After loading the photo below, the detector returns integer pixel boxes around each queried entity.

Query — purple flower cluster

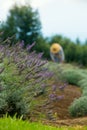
[0,41,53,97]
[26,42,35,51]
[49,93,64,101]
[49,82,67,101]
[0,36,67,117]
[59,83,67,90]
[0,40,67,106]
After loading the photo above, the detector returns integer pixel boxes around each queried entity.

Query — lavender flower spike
[19,40,24,48]
[37,52,44,58]
[26,42,35,51]
[52,85,57,91]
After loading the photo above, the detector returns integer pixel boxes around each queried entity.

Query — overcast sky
[0,0,87,42]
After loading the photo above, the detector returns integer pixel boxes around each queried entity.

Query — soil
[29,84,87,126]
[43,85,81,120]
[43,117,87,126]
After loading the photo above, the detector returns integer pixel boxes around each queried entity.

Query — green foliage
[0,5,41,45]
[0,42,53,118]
[49,34,87,66]
[35,36,50,59]
[1,7,87,64]
[0,4,50,59]
[49,63,83,85]
[78,79,87,89]
[69,96,87,117]
[0,116,87,130]
[47,63,87,117]
[76,38,81,45]
[61,69,83,85]
[61,65,87,117]
[82,88,87,96]
[81,45,87,65]
[77,74,87,96]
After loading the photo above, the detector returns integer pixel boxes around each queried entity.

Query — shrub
[82,88,87,96]
[48,62,87,118]
[0,42,53,117]
[61,69,83,85]
[69,96,87,117]
[78,78,87,96]
[78,79,87,88]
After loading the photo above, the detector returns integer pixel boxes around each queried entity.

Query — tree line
[0,4,87,66]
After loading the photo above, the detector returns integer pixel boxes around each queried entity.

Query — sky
[0,0,87,42]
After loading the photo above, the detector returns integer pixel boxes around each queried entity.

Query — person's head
[50,43,61,54]
[50,43,64,63]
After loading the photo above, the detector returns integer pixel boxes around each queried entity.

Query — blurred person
[50,43,65,63]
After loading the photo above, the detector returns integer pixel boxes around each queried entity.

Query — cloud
[0,0,30,21]
[31,0,51,8]
[65,0,87,3]
[0,0,13,20]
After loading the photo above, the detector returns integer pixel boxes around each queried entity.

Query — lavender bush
[0,33,67,119]
[0,40,54,118]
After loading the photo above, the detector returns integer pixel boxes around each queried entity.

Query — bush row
[48,63,87,117]
[69,75,87,117]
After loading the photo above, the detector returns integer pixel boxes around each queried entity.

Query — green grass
[0,116,87,130]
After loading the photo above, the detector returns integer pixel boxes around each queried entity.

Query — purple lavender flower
[0,45,4,52]
[49,94,64,101]
[59,83,67,90]
[37,52,44,58]
[52,85,57,91]
[19,40,24,48]
[49,93,57,101]
[56,95,64,100]
[41,84,46,91]
[0,41,66,117]
[59,86,65,90]
[26,42,35,51]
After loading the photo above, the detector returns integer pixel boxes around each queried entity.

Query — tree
[35,36,50,59]
[84,39,87,45]
[76,38,81,45]
[0,5,41,46]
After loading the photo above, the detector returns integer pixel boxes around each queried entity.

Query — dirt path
[40,84,81,120]
[30,84,82,125]
[43,117,87,126]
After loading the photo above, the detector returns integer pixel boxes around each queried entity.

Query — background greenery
[0,2,87,125]
[0,4,87,65]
